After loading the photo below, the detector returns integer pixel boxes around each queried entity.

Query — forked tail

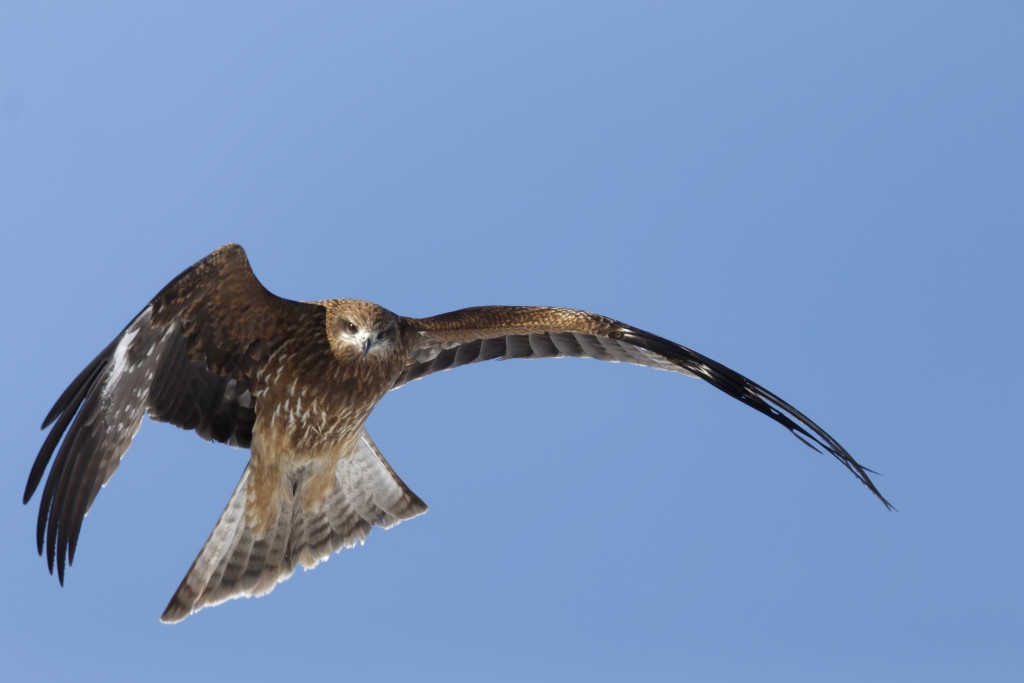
[161,429,427,623]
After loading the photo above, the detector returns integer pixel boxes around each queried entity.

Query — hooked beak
[361,334,373,359]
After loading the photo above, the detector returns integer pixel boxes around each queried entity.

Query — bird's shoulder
[142,244,329,373]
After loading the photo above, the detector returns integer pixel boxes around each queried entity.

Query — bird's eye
[376,329,390,342]
[345,321,358,333]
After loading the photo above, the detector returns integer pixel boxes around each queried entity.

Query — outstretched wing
[396,306,892,509]
[24,244,323,583]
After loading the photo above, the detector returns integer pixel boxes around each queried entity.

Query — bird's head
[325,299,402,362]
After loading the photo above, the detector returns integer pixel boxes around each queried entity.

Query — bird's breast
[251,338,399,456]
[258,380,372,454]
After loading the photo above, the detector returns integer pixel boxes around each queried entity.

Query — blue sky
[1,3,1021,681]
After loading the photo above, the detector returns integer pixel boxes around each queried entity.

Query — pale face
[327,299,402,361]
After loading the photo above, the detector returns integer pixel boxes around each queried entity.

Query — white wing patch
[104,324,140,390]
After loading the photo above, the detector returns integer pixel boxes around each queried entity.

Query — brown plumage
[24,244,892,623]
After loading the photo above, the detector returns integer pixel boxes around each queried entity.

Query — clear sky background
[1,3,1021,682]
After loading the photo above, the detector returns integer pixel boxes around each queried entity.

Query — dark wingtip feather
[25,424,64,506]
[618,328,895,511]
[41,355,109,429]
[27,361,106,505]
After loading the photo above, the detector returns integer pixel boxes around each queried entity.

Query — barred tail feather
[161,430,427,623]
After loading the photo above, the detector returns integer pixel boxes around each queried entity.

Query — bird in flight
[25,244,891,622]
